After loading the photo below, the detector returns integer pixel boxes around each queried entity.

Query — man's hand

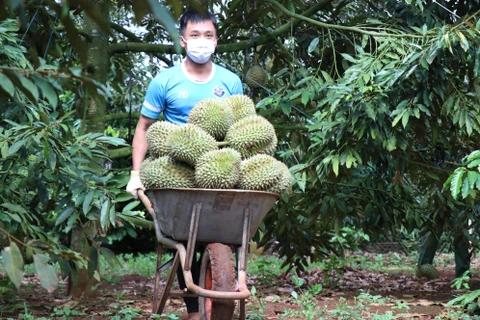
[126,171,145,199]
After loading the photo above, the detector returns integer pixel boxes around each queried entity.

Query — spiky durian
[195,148,241,189]
[166,124,218,167]
[139,156,195,189]
[75,98,96,119]
[225,115,276,159]
[263,133,278,156]
[187,98,234,141]
[224,94,256,122]
[415,264,439,280]
[238,154,282,191]
[267,160,293,195]
[146,121,179,157]
[245,65,268,89]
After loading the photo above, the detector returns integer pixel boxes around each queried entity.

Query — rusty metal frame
[138,190,254,316]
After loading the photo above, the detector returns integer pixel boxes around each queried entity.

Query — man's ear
[180,36,186,48]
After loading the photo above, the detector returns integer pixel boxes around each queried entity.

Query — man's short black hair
[179,8,217,36]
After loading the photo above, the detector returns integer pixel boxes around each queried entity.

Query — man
[126,8,243,320]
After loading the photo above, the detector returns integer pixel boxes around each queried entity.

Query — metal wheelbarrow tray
[138,188,279,320]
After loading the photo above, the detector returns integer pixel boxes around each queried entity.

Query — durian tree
[0,0,177,297]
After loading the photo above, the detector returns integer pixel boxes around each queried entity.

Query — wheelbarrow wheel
[199,243,236,320]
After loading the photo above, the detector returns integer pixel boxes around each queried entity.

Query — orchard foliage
[1,0,480,287]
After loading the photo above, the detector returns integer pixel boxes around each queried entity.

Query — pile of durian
[140,94,292,195]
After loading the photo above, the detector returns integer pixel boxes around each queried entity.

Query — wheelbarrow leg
[153,249,180,315]
[238,205,252,320]
[152,244,163,313]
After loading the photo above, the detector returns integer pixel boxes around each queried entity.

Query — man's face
[180,20,218,48]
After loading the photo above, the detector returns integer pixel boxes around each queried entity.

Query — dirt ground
[1,253,479,319]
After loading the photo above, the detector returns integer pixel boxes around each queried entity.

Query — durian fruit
[224,94,256,122]
[195,148,241,189]
[263,133,278,156]
[225,115,276,159]
[146,121,179,157]
[267,161,293,195]
[75,98,96,119]
[166,124,218,167]
[415,264,439,280]
[245,65,268,89]
[139,156,195,189]
[187,98,233,141]
[238,154,282,192]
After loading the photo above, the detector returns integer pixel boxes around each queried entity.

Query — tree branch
[105,112,141,121]
[107,146,132,159]
[265,0,427,38]
[108,0,336,55]
[109,22,172,65]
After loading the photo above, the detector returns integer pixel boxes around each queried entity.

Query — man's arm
[132,115,155,170]
[126,115,156,198]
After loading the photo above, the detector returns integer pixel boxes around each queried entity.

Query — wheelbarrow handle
[137,189,155,217]
[137,189,179,249]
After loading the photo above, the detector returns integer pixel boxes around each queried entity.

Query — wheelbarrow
[138,188,279,320]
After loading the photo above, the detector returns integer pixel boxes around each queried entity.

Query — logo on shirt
[178,91,189,98]
[212,85,225,97]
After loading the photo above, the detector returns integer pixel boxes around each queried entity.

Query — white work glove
[126,171,145,199]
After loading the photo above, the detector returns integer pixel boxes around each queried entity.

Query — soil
[1,252,479,319]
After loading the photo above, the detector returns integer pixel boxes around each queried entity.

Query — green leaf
[461,178,470,199]
[8,140,24,155]
[83,190,95,215]
[332,154,340,176]
[55,207,75,226]
[100,199,110,231]
[341,53,358,63]
[456,31,469,52]
[99,247,121,268]
[450,168,466,199]
[32,76,58,109]
[386,135,397,151]
[308,37,319,54]
[121,200,140,213]
[1,203,27,214]
[147,0,180,52]
[425,170,440,180]
[54,4,87,65]
[467,171,480,187]
[17,73,39,102]
[392,109,406,127]
[0,73,14,96]
[109,205,116,227]
[401,109,410,128]
[301,91,310,105]
[466,150,480,162]
[33,253,58,293]
[115,192,134,203]
[2,242,24,289]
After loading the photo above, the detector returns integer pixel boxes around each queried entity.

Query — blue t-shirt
[141,62,243,124]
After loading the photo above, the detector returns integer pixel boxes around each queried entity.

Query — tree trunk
[69,0,110,298]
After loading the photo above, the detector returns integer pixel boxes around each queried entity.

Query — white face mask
[182,37,215,64]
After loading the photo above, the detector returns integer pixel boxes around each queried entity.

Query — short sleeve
[232,76,243,95]
[141,77,165,119]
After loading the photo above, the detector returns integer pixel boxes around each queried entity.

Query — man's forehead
[185,21,216,32]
